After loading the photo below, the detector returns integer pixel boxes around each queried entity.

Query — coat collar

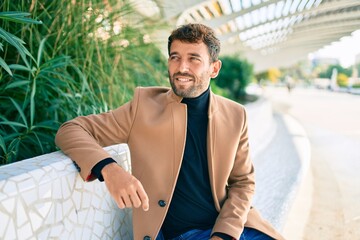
[166,88,219,117]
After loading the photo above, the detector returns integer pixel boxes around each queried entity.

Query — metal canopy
[145,0,360,72]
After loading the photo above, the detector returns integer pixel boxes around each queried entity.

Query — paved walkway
[264,86,360,240]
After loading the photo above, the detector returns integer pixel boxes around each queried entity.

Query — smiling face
[168,40,221,98]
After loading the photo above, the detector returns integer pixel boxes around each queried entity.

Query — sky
[309,29,360,68]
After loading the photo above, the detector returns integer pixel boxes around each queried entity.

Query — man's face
[168,40,221,98]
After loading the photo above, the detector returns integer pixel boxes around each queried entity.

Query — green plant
[318,64,352,79]
[255,68,281,83]
[0,10,47,163]
[214,55,254,101]
[0,11,42,76]
[0,36,105,163]
[0,0,168,164]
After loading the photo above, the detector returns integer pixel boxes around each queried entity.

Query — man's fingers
[122,194,133,208]
[102,164,149,211]
[116,191,147,210]
[116,197,126,209]
[137,185,149,211]
[126,186,142,208]
[130,193,142,208]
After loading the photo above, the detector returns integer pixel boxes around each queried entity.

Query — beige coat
[55,87,285,240]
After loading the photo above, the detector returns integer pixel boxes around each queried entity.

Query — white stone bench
[0,98,310,239]
[0,144,133,239]
[247,97,310,233]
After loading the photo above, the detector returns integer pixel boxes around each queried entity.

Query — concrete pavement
[264,86,360,239]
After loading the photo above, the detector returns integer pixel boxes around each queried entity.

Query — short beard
[169,80,198,98]
[168,72,199,98]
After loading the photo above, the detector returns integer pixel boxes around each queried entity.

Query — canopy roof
[134,0,360,72]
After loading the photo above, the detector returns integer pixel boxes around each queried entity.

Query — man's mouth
[176,77,192,82]
[174,73,194,82]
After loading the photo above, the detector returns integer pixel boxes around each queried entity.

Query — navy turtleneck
[161,88,219,239]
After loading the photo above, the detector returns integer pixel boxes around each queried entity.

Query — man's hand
[102,162,149,211]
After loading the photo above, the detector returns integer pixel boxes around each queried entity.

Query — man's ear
[210,60,222,78]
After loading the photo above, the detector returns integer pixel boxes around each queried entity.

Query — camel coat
[55,87,285,240]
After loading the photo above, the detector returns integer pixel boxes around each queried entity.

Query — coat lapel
[166,90,187,183]
[207,92,221,210]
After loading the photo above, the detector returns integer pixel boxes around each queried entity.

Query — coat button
[143,236,151,240]
[158,200,166,207]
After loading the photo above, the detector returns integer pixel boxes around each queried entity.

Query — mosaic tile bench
[0,144,133,240]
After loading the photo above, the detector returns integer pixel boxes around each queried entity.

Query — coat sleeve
[212,107,255,239]
[55,89,141,181]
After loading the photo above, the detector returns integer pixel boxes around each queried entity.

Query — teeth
[177,78,191,82]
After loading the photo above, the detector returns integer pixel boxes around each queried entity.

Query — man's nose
[179,60,189,73]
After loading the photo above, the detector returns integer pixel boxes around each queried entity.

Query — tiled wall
[0,144,133,240]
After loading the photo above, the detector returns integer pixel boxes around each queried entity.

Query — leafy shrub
[0,0,168,164]
[214,55,254,101]
[318,64,352,79]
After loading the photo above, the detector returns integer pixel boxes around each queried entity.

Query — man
[56,23,284,240]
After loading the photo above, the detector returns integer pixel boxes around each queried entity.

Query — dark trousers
[156,227,273,240]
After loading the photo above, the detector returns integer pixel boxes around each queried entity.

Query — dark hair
[168,23,221,62]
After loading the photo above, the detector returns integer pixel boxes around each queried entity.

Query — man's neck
[181,88,210,113]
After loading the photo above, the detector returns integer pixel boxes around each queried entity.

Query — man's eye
[170,56,179,60]
[191,57,200,61]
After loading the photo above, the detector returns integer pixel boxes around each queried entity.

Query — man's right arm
[55,99,137,181]
[55,89,149,210]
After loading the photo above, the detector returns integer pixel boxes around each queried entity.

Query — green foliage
[255,68,281,83]
[0,0,168,164]
[214,55,253,101]
[318,64,352,79]
[210,80,230,98]
[0,11,42,76]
